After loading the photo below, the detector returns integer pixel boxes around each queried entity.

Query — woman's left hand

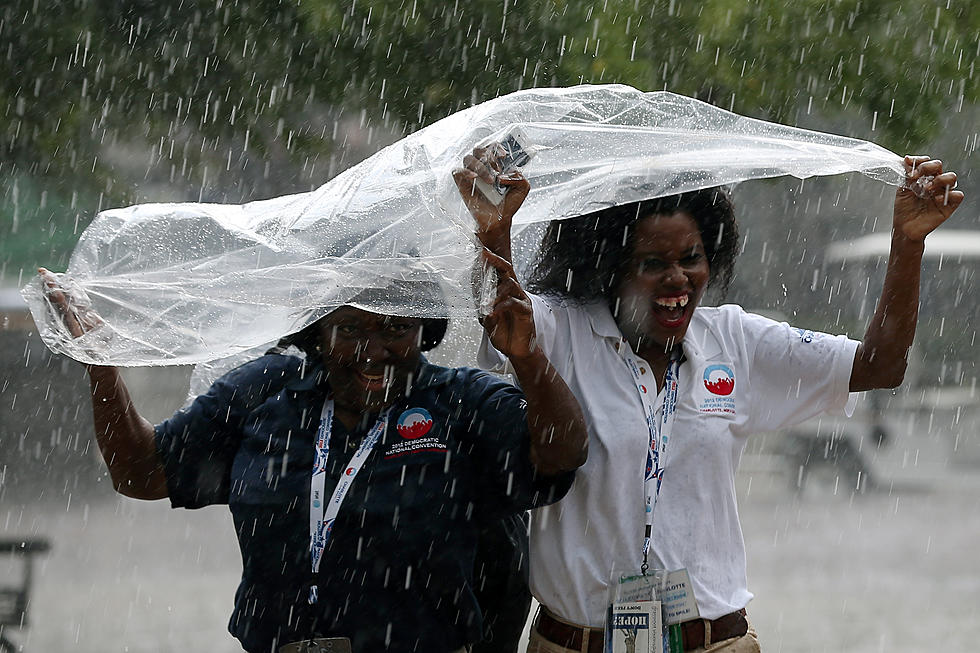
[480,248,538,361]
[894,156,964,241]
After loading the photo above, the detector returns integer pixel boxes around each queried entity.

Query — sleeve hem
[834,338,861,417]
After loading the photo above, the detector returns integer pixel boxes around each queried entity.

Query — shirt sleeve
[735,308,860,433]
[458,368,575,517]
[154,354,302,508]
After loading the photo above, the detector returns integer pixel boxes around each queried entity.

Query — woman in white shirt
[454,153,962,653]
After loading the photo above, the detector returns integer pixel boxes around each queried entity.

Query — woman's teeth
[654,295,689,308]
[357,366,394,387]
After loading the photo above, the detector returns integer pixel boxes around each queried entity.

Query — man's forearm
[88,366,169,499]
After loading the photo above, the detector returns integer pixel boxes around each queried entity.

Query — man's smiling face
[317,307,423,419]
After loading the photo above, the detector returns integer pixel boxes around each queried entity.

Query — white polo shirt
[479,295,859,626]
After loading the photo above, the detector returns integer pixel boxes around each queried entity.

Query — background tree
[1,0,976,294]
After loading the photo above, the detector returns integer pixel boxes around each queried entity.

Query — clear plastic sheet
[22,84,907,367]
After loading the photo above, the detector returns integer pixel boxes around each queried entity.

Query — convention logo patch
[703,364,735,396]
[397,408,433,440]
[697,363,737,415]
[793,327,815,344]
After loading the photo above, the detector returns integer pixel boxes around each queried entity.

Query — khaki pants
[526,616,761,653]
[685,622,760,653]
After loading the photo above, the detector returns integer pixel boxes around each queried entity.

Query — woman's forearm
[87,366,169,499]
[851,231,923,391]
[475,224,513,263]
[509,349,588,477]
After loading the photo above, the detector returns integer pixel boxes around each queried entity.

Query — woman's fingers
[485,293,536,359]
[917,169,962,212]
[452,167,478,197]
[499,172,530,215]
[462,153,497,184]
[906,156,943,178]
[453,168,496,220]
[462,144,528,193]
[904,154,932,173]
[479,249,525,305]
[936,187,965,211]
[895,155,965,240]
[40,273,84,338]
[491,291,531,316]
[38,268,101,338]
[472,143,506,172]
[477,246,537,358]
[924,170,957,190]
[482,252,530,315]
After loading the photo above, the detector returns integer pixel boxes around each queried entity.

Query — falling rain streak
[1,0,979,652]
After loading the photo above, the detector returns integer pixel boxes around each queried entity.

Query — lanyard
[308,398,390,604]
[619,340,681,574]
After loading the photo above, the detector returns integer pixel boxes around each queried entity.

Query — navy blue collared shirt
[155,354,573,653]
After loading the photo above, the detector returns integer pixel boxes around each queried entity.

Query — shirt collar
[582,299,625,341]
[679,309,724,364]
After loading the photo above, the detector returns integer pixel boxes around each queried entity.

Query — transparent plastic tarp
[22,84,907,366]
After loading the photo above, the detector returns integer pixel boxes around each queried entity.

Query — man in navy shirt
[39,247,587,653]
[157,351,572,651]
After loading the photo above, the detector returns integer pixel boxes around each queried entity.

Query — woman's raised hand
[453,145,530,259]
[479,248,538,362]
[37,267,104,339]
[895,156,964,241]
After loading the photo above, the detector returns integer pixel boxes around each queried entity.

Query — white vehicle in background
[743,230,980,497]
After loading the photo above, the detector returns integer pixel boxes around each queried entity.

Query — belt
[680,608,748,650]
[535,607,748,652]
[534,608,604,653]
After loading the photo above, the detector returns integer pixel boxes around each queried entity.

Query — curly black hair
[526,187,739,304]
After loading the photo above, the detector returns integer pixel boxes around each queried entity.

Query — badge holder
[604,568,700,653]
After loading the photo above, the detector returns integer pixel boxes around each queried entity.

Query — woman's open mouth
[652,294,690,329]
[354,368,391,392]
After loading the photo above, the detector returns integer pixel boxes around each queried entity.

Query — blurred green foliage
[0,0,976,276]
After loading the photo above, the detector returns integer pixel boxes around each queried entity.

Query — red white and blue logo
[703,364,735,396]
[396,408,433,440]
